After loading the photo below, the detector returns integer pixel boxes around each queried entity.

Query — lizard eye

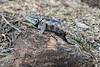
[33,18,38,22]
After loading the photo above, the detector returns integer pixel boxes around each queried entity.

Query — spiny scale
[25,14,66,41]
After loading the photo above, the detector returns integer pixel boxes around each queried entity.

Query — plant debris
[0,0,100,67]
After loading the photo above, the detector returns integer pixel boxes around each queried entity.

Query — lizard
[25,13,67,42]
[25,13,93,50]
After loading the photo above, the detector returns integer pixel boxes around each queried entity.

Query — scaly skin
[25,14,67,41]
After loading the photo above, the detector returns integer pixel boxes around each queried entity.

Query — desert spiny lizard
[25,13,67,41]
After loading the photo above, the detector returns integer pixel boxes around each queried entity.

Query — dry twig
[0,13,21,32]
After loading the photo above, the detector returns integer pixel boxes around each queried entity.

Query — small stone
[75,19,90,29]
[76,22,89,28]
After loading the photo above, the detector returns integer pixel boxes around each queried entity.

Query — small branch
[0,13,21,32]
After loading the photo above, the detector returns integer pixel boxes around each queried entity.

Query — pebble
[75,19,90,29]
[76,22,89,29]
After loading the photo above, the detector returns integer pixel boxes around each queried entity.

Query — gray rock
[75,19,90,29]
[76,22,90,28]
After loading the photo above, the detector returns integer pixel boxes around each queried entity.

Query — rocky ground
[0,0,100,67]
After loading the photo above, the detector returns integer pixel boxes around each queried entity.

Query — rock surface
[12,28,95,67]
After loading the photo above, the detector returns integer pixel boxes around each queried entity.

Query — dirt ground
[0,0,100,67]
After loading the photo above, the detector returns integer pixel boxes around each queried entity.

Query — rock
[13,29,95,67]
[19,46,95,67]
[75,19,90,29]
[76,22,90,29]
